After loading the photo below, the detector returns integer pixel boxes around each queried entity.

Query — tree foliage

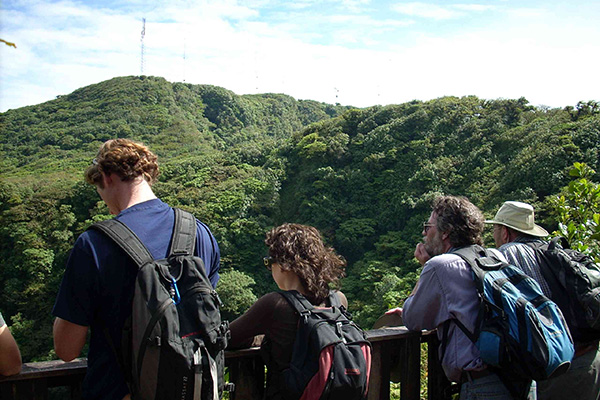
[547,162,600,260]
[0,76,598,358]
[216,270,258,322]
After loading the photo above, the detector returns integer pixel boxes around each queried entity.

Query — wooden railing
[0,327,454,400]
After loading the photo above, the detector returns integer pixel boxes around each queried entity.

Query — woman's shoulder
[267,290,348,310]
[256,292,295,312]
[260,291,286,303]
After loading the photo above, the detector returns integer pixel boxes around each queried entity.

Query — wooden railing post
[367,339,392,400]
[14,380,47,400]
[425,333,454,400]
[398,334,421,400]
[365,327,427,400]
[226,348,264,400]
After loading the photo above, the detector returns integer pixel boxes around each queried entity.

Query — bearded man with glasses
[387,196,529,400]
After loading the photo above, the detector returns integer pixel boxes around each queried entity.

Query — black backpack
[90,208,230,400]
[527,237,600,343]
[278,290,372,400]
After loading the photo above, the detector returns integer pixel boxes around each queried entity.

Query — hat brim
[484,220,549,237]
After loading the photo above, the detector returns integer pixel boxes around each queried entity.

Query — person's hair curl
[432,196,484,247]
[85,139,159,187]
[265,223,346,305]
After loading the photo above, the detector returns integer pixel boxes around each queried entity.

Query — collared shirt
[498,237,552,297]
[403,252,495,382]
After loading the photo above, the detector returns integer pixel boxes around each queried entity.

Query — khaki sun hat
[485,201,549,237]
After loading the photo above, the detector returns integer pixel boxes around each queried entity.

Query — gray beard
[424,235,445,258]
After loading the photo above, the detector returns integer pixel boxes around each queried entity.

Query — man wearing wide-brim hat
[486,201,600,400]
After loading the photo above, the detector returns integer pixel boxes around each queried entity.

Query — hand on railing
[384,308,403,317]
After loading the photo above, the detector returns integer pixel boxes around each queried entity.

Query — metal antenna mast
[183,37,186,82]
[140,18,146,75]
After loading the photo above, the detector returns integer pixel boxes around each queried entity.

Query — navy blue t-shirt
[52,199,220,400]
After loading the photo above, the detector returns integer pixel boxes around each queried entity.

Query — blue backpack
[446,245,574,383]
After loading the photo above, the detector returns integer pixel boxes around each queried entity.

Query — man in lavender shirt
[388,196,523,399]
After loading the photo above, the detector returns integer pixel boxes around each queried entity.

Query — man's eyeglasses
[263,256,274,271]
[423,222,435,234]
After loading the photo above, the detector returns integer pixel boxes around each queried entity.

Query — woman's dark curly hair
[85,139,159,187]
[265,223,346,305]
[432,196,484,247]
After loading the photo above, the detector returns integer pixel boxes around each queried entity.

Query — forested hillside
[1,76,598,361]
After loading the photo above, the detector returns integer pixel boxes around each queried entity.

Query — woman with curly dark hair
[228,223,348,400]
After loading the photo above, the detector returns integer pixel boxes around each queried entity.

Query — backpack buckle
[336,322,347,343]
[300,310,311,322]
[147,336,161,347]
[224,383,235,393]
[218,321,231,349]
[341,307,353,320]
[170,277,181,305]
[212,290,223,307]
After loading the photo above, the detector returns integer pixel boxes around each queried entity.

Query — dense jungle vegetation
[1,75,599,363]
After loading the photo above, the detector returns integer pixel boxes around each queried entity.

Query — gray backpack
[90,208,230,400]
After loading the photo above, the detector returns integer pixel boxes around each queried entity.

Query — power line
[140,18,146,75]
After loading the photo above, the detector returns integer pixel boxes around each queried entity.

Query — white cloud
[452,4,496,12]
[328,14,411,27]
[338,0,372,13]
[391,2,497,20]
[392,2,463,20]
[1,0,599,112]
[506,7,546,18]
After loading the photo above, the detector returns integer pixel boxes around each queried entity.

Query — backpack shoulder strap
[452,245,504,268]
[279,290,314,316]
[443,246,498,350]
[168,208,197,257]
[89,218,153,269]
[452,244,484,259]
[328,290,342,308]
[524,237,567,252]
[88,218,151,387]
[452,245,506,291]
[549,237,569,251]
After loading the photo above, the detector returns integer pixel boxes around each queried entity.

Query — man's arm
[195,220,221,288]
[402,261,448,331]
[53,317,88,362]
[0,324,22,376]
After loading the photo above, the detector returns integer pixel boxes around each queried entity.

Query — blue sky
[1,0,599,112]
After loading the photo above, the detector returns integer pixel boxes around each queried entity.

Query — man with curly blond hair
[52,139,221,400]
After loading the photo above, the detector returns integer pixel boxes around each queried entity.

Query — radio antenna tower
[182,37,186,82]
[140,18,146,75]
